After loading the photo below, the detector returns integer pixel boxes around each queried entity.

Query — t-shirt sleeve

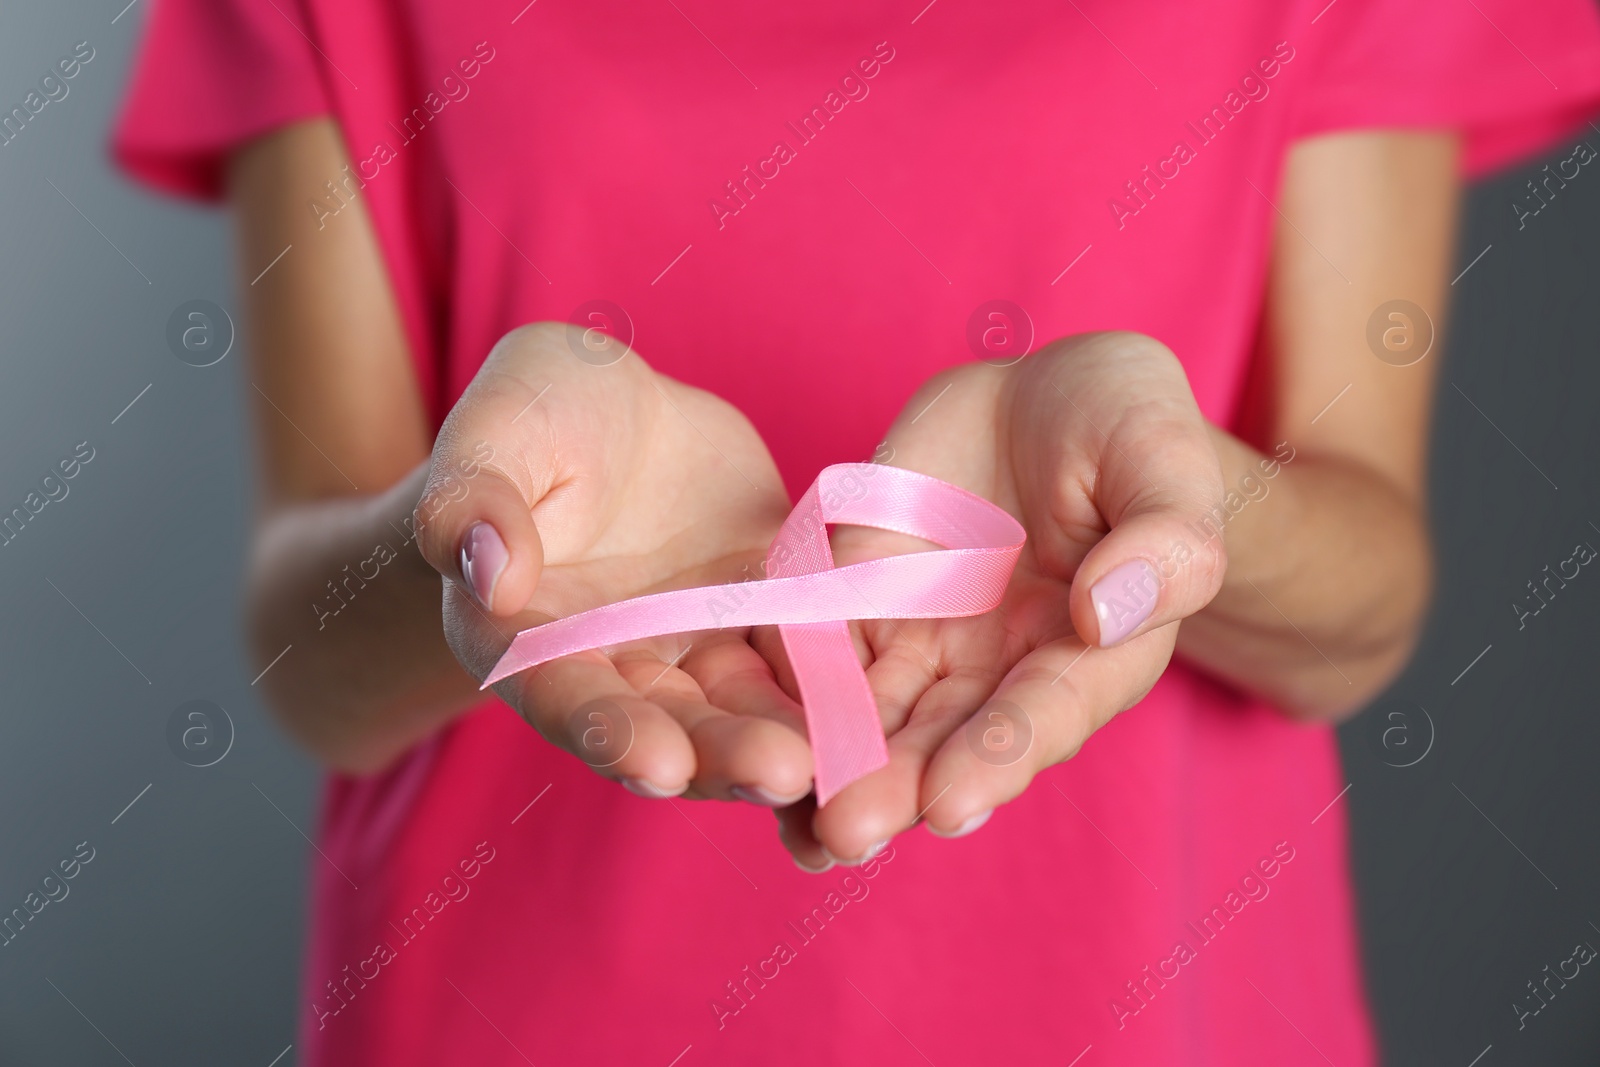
[111,0,332,200]
[1293,0,1600,175]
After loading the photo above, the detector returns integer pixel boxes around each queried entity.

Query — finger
[748,619,936,786]
[615,650,813,803]
[860,635,943,736]
[775,796,833,873]
[680,637,815,803]
[413,376,556,617]
[682,635,809,737]
[1056,350,1227,646]
[811,672,997,863]
[1069,492,1227,649]
[1014,334,1228,648]
[918,628,1175,834]
[754,620,940,740]
[497,648,696,796]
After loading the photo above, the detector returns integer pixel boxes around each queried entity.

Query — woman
[116,0,1600,1063]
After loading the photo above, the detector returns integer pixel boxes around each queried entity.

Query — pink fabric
[486,463,1027,801]
[113,1,1600,1064]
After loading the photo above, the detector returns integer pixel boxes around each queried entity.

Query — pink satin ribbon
[484,463,1026,804]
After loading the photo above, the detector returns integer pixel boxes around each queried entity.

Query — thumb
[1069,498,1228,648]
[414,324,594,617]
[413,440,546,618]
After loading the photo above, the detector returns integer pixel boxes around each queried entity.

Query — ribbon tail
[781,620,889,805]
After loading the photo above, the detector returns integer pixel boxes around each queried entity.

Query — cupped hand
[414,323,813,804]
[765,332,1228,869]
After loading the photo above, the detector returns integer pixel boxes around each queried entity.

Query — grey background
[0,5,313,1067]
[1340,144,1600,1063]
[0,3,1595,1065]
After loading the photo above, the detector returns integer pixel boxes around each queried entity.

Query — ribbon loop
[484,463,1026,803]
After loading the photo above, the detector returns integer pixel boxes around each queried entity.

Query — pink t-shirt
[116,2,1600,1063]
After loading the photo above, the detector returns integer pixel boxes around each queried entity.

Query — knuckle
[920,362,974,397]
[470,323,572,395]
[496,320,569,356]
[410,477,461,552]
[1038,329,1175,370]
[442,595,501,680]
[1092,331,1182,380]
[1188,532,1228,601]
[410,491,448,550]
[408,502,435,552]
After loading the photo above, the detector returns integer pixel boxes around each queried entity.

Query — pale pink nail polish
[621,777,681,799]
[821,839,889,867]
[459,522,508,612]
[732,785,797,807]
[1091,559,1160,646]
[928,809,992,839]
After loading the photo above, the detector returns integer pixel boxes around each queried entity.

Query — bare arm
[231,120,816,803]
[784,132,1461,858]
[232,119,480,773]
[1176,130,1459,720]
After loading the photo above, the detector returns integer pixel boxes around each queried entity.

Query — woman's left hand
[765,332,1230,869]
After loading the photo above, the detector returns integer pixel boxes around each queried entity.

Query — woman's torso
[296,2,1372,1063]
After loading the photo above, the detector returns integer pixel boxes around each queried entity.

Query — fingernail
[459,522,509,612]
[822,839,889,867]
[732,785,802,807]
[793,855,835,874]
[928,809,992,839]
[1091,559,1159,646]
[621,777,681,799]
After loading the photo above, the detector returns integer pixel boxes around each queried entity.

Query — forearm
[246,461,482,773]
[1174,425,1432,720]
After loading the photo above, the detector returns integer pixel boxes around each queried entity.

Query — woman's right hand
[414,323,814,804]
